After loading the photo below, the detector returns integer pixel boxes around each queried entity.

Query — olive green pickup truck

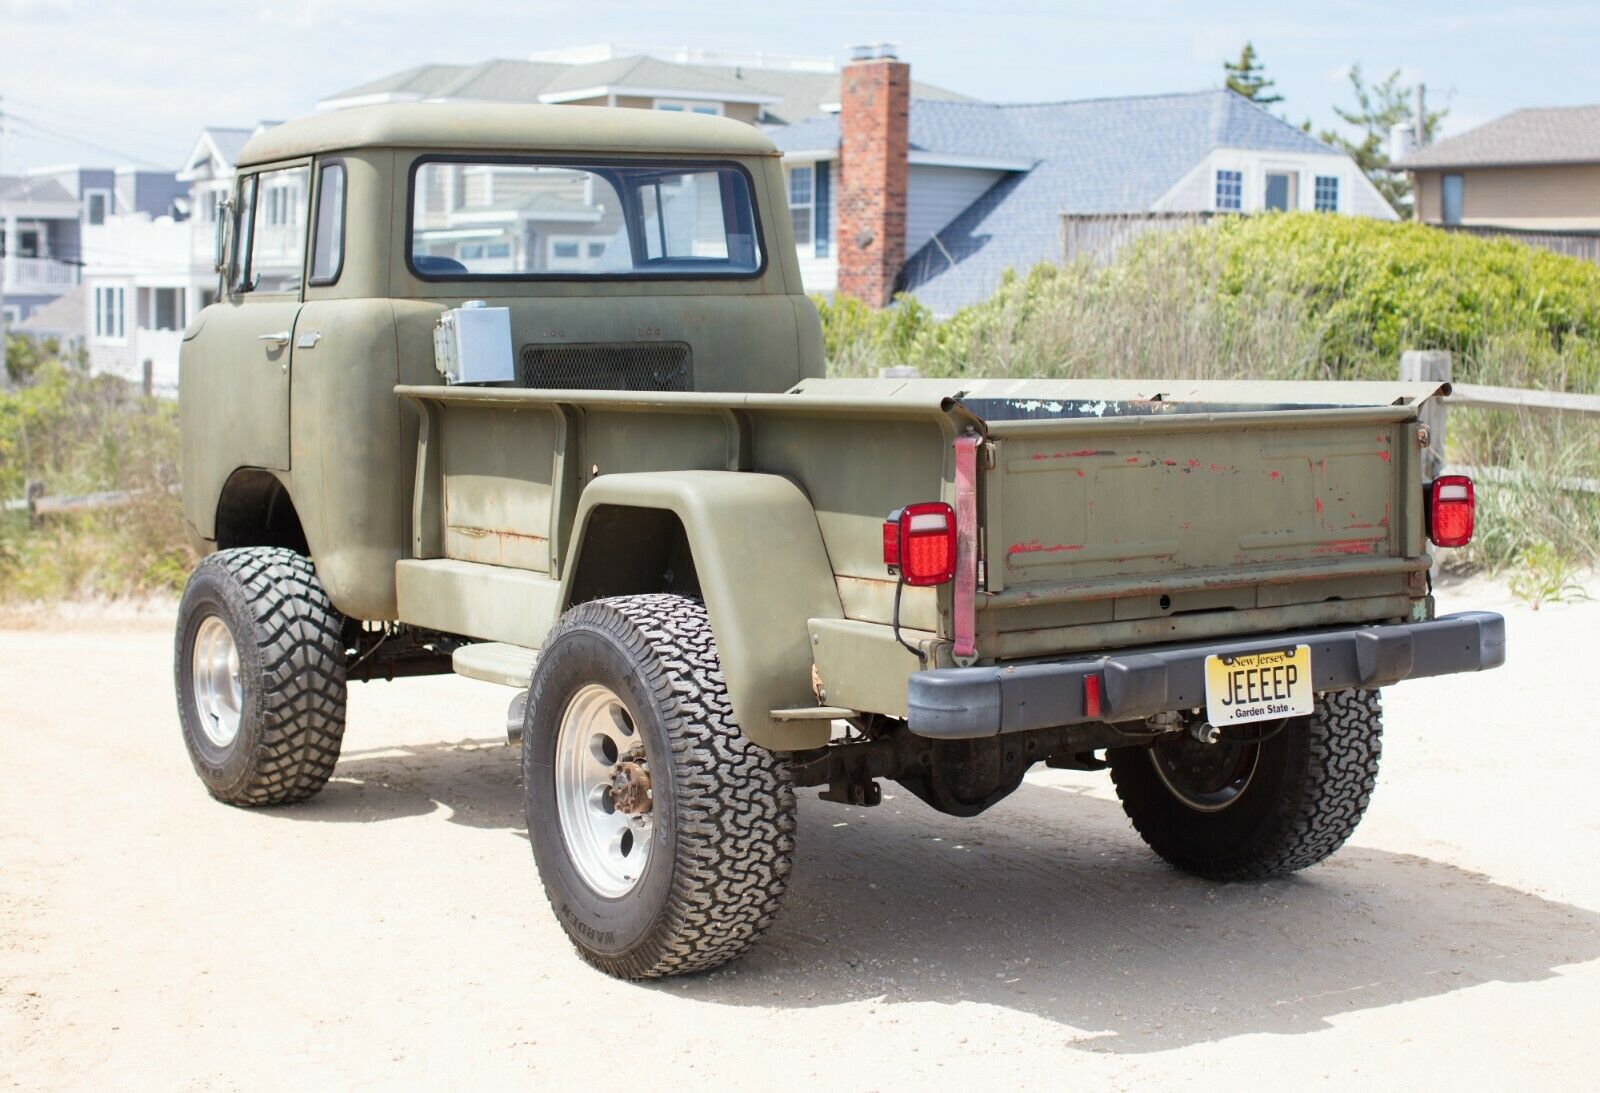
[173,102,1504,980]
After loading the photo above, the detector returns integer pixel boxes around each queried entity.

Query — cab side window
[309,161,346,286]
[234,165,310,295]
[229,175,258,296]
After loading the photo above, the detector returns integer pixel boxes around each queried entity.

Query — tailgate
[977,404,1428,658]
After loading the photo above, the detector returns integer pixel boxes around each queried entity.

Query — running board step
[452,642,539,688]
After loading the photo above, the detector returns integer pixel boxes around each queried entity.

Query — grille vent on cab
[516,342,692,392]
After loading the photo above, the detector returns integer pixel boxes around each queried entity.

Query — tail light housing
[883,502,957,586]
[1426,475,1475,548]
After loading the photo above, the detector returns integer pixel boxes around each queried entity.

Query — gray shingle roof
[323,57,969,123]
[770,100,1033,162]
[897,90,1345,314]
[0,175,76,204]
[203,127,257,166]
[1398,105,1600,169]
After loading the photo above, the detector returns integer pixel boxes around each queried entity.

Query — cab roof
[235,102,778,168]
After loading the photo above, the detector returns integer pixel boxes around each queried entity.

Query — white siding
[905,165,1004,258]
[1152,149,1398,221]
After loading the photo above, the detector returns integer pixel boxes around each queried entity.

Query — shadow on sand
[282,737,1600,1053]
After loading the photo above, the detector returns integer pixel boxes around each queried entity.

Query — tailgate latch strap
[953,431,979,661]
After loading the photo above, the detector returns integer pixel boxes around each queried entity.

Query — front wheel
[174,547,348,806]
[523,594,796,979]
[1107,689,1382,880]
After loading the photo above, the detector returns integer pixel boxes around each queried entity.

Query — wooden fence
[1059,212,1213,266]
[1435,224,1600,265]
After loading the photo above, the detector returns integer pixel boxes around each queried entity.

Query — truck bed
[394,375,1447,736]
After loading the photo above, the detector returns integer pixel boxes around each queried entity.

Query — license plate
[1203,645,1313,726]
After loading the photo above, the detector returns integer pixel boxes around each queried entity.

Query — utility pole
[1414,83,1426,149]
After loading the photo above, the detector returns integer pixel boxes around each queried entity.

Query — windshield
[409,159,762,280]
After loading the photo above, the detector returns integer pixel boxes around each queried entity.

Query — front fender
[561,471,843,750]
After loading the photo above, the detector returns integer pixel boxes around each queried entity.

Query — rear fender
[560,471,843,750]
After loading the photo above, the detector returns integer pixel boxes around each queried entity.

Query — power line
[0,93,183,150]
[6,112,169,169]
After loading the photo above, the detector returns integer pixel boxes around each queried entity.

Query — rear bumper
[906,611,1505,740]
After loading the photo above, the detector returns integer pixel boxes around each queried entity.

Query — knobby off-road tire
[174,547,348,806]
[524,594,796,979]
[1107,689,1382,881]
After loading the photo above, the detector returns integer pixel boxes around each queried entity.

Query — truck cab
[180,103,822,621]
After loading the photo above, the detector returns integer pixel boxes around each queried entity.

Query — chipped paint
[1008,540,1085,556]
[1030,448,1113,460]
[1314,539,1379,555]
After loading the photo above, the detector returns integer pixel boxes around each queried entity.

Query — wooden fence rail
[1401,349,1600,494]
[2,481,172,527]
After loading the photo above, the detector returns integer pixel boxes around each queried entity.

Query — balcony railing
[2,256,81,292]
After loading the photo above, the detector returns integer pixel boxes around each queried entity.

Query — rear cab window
[309,161,346,286]
[408,158,762,280]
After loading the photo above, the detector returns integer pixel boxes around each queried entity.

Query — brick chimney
[837,46,909,307]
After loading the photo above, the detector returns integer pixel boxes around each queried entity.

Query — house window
[545,236,608,271]
[1314,175,1339,212]
[84,189,112,226]
[788,165,814,251]
[1215,169,1243,211]
[814,161,830,258]
[654,100,723,116]
[265,182,299,227]
[201,189,223,223]
[152,287,185,331]
[1264,171,1297,211]
[94,286,125,339]
[1441,174,1464,225]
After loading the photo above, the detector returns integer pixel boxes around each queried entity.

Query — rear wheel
[523,594,796,979]
[174,547,348,806]
[1107,689,1382,880]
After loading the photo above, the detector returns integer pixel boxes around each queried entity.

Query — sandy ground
[3,576,1598,1090]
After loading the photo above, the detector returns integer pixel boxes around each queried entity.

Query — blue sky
[3,0,1598,172]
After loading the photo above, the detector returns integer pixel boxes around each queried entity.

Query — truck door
[180,164,308,536]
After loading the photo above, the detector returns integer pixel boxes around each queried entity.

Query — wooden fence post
[24,479,44,529]
[1399,350,1452,481]
[141,360,154,398]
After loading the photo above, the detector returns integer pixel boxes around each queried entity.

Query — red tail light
[883,502,957,586]
[1427,475,1475,548]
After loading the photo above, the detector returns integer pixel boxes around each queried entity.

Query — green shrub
[0,347,192,600]
[819,213,1600,392]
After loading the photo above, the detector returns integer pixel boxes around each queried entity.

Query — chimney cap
[848,42,900,62]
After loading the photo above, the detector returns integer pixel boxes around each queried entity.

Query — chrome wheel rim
[191,615,244,749]
[1148,733,1261,813]
[554,684,653,898]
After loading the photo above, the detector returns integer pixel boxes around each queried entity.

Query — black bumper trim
[906,612,1505,740]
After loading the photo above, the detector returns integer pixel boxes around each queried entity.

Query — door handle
[258,331,291,348]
